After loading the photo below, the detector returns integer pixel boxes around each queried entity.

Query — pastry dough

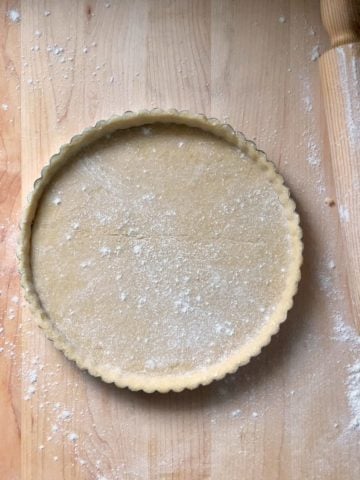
[19,110,302,392]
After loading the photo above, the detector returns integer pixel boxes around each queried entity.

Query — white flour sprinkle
[52,196,62,205]
[44,10,51,16]
[48,45,64,56]
[231,409,241,418]
[145,359,156,370]
[34,30,42,38]
[99,246,111,256]
[333,316,360,430]
[1,103,9,111]
[303,96,313,113]
[310,45,320,62]
[59,410,72,421]
[119,292,127,302]
[307,138,320,166]
[347,362,360,431]
[80,260,92,268]
[333,315,360,348]
[339,205,350,223]
[278,16,286,23]
[133,245,142,255]
[327,260,336,270]
[28,370,38,384]
[215,322,234,336]
[67,432,79,442]
[25,385,36,400]
[7,10,21,23]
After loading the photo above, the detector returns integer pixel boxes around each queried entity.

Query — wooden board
[0,1,21,479]
[1,0,359,478]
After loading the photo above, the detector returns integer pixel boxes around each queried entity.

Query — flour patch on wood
[347,362,360,431]
[7,9,21,23]
[310,45,320,62]
[339,205,350,223]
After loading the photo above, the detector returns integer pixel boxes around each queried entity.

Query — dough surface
[20,111,302,392]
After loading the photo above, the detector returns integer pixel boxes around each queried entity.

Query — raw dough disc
[20,110,302,392]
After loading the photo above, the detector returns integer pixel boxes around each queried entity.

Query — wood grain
[320,0,360,334]
[0,2,21,480]
[0,0,358,479]
[321,0,360,47]
[320,44,360,334]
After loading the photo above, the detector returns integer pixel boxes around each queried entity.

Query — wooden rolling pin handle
[320,0,360,334]
[321,0,360,47]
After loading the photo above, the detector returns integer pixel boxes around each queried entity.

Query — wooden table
[1,1,359,479]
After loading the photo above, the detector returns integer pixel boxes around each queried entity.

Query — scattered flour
[347,362,360,431]
[59,410,72,421]
[1,103,9,111]
[339,205,350,223]
[52,196,62,205]
[48,45,64,56]
[119,292,127,302]
[67,432,79,442]
[231,409,241,418]
[333,315,360,349]
[24,385,36,400]
[28,370,38,384]
[99,246,111,257]
[310,45,321,62]
[327,260,336,270]
[333,316,360,430]
[278,16,286,23]
[7,9,21,23]
[303,96,313,113]
[144,359,156,370]
[301,75,321,169]
[307,138,320,167]
[133,245,142,255]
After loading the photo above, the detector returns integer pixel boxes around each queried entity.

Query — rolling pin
[320,0,360,333]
